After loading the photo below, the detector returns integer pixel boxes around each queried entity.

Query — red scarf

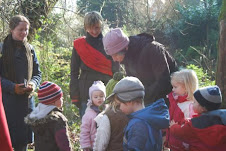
[0,78,13,151]
[74,37,113,76]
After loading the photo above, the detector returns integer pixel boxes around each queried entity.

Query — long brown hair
[2,15,32,83]
[9,15,30,32]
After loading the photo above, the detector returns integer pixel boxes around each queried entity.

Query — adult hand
[14,83,27,95]
[169,120,177,128]
[28,81,35,92]
[26,82,36,98]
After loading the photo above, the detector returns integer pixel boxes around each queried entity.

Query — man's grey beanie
[194,85,222,111]
[106,76,145,102]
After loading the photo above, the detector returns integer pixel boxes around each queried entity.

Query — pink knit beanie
[38,81,63,105]
[89,81,106,99]
[103,28,130,55]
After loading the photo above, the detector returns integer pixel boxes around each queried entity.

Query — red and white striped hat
[38,81,63,105]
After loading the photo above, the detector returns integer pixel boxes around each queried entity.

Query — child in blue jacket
[106,76,170,151]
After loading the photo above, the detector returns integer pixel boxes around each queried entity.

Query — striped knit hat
[194,85,222,111]
[38,81,63,105]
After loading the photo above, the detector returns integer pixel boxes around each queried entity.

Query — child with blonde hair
[170,86,226,151]
[165,69,198,151]
[93,90,129,151]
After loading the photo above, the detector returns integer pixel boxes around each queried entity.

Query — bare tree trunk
[216,0,226,108]
[20,0,58,41]
[216,20,226,108]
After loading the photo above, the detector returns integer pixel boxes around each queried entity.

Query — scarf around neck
[2,34,33,83]
[74,37,113,76]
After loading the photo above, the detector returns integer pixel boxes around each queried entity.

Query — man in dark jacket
[103,28,177,106]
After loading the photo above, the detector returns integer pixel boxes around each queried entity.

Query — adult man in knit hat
[103,28,177,106]
[169,85,226,151]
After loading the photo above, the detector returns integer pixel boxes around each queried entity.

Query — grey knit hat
[106,76,145,103]
[194,85,222,111]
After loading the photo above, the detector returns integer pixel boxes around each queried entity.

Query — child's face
[192,98,206,114]
[119,102,133,115]
[115,97,133,115]
[171,81,187,96]
[86,23,102,38]
[92,90,105,107]
[55,97,63,108]
[112,53,125,63]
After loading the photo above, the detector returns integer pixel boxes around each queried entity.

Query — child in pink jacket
[80,81,106,151]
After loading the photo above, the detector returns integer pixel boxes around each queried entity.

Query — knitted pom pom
[113,72,124,81]
[105,72,124,104]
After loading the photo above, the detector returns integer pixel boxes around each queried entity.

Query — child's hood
[129,98,170,129]
[24,103,56,125]
[30,103,56,119]
[205,109,226,125]
[190,110,226,147]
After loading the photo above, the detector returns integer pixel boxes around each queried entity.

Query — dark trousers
[14,145,27,151]
[79,101,87,118]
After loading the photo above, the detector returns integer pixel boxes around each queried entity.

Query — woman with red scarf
[69,11,119,117]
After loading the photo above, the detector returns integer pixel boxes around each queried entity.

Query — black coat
[122,33,177,105]
[0,43,42,146]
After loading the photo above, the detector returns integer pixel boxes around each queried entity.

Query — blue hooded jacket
[123,98,170,151]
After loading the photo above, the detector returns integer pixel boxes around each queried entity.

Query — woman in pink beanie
[103,28,177,106]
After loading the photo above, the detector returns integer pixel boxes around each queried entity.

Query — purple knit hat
[103,28,130,55]
[38,81,63,105]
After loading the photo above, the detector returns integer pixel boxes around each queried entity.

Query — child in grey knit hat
[106,76,169,151]
[170,85,226,151]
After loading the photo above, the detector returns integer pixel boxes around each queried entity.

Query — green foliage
[165,1,220,49]
[77,0,130,28]
[174,45,216,80]
[219,0,226,21]
[163,1,221,76]
[186,64,215,87]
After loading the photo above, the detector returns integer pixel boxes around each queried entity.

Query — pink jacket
[80,106,98,149]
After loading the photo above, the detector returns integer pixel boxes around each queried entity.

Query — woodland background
[0,0,226,150]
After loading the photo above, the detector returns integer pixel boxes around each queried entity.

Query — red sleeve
[0,79,13,151]
[170,122,195,143]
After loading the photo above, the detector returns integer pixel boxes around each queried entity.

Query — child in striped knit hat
[25,81,72,151]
